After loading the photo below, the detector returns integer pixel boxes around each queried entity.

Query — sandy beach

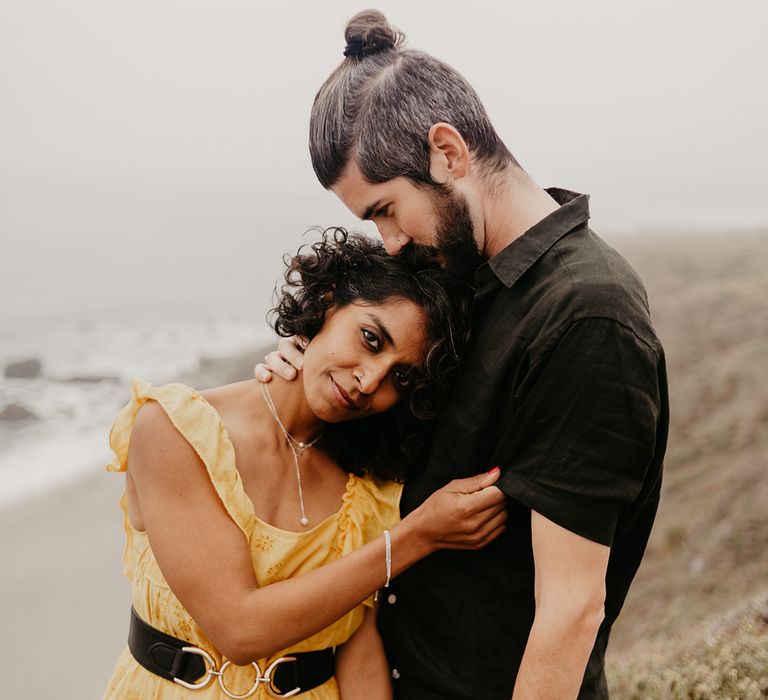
[1,469,130,699]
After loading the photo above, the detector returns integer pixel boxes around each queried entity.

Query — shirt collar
[476,188,591,289]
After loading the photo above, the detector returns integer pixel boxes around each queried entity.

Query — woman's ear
[428,123,470,183]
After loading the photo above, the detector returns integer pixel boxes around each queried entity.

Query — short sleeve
[495,318,662,546]
[106,379,256,540]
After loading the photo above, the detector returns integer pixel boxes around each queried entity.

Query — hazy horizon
[1,0,767,322]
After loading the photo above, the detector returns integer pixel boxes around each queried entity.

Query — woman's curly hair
[269,228,471,482]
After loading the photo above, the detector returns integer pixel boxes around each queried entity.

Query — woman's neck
[261,375,324,445]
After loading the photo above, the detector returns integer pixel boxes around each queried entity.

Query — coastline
[1,344,271,699]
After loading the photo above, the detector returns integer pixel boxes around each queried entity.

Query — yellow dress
[104,379,402,699]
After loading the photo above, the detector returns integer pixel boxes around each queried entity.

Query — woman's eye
[394,370,411,389]
[375,205,390,218]
[362,328,381,350]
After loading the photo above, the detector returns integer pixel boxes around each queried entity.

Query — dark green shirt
[379,189,668,699]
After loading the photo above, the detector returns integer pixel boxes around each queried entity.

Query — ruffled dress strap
[344,476,403,540]
[107,378,256,539]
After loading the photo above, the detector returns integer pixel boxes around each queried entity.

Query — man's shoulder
[540,228,660,349]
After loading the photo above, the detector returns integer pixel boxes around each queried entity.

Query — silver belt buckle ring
[265,656,302,698]
[171,647,302,698]
[172,645,218,690]
[218,659,264,699]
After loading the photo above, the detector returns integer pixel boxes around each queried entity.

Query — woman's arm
[335,607,392,700]
[128,402,506,666]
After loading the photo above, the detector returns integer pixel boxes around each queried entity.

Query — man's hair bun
[343,9,403,58]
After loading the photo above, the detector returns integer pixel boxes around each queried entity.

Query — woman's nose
[354,365,387,395]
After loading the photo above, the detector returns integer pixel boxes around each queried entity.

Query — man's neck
[480,170,560,259]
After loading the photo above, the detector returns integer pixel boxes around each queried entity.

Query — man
[258,10,668,699]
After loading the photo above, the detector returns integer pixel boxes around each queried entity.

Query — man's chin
[438,236,485,283]
[400,242,444,267]
[400,239,481,283]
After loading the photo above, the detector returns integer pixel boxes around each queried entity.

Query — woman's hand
[254,337,305,382]
[404,468,508,554]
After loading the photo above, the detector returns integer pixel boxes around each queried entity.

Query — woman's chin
[304,394,343,423]
[311,398,366,424]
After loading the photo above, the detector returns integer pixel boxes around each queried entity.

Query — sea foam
[0,313,271,508]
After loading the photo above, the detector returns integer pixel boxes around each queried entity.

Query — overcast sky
[1,0,766,322]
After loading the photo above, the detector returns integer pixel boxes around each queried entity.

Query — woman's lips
[331,376,358,410]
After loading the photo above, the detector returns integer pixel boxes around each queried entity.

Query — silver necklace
[261,383,324,527]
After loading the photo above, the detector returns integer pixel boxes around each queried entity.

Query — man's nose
[377,223,410,256]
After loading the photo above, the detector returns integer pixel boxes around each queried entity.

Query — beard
[403,182,485,286]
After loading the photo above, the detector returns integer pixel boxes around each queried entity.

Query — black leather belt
[128,607,335,697]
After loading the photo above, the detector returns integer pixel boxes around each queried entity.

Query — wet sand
[1,469,130,699]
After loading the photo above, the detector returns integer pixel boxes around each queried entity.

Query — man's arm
[512,511,609,700]
[493,318,661,696]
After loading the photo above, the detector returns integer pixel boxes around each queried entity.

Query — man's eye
[375,205,390,218]
[362,328,381,350]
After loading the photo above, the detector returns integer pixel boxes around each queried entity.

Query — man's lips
[331,376,358,410]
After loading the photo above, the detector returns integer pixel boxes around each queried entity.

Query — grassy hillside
[603,234,768,697]
[608,592,768,698]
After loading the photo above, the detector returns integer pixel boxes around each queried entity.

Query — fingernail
[486,466,500,474]
[295,357,304,369]
[284,368,295,379]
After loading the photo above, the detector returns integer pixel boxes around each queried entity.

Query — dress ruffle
[107,379,256,538]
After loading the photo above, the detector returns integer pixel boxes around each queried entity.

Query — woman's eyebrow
[366,313,395,348]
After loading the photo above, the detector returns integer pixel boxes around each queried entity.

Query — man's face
[332,159,483,280]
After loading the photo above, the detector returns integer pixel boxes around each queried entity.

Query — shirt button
[391,669,401,680]
[387,593,397,605]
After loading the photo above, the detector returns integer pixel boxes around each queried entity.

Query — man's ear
[428,123,470,183]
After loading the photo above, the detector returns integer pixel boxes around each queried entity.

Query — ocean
[0,311,273,508]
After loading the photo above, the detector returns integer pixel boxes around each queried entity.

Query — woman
[104,230,506,699]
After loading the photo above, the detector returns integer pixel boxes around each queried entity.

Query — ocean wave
[0,314,273,509]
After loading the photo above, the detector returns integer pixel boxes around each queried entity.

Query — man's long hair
[310,9,517,189]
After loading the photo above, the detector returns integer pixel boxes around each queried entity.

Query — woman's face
[301,298,427,422]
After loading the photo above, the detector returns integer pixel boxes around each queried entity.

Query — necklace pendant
[261,384,318,536]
